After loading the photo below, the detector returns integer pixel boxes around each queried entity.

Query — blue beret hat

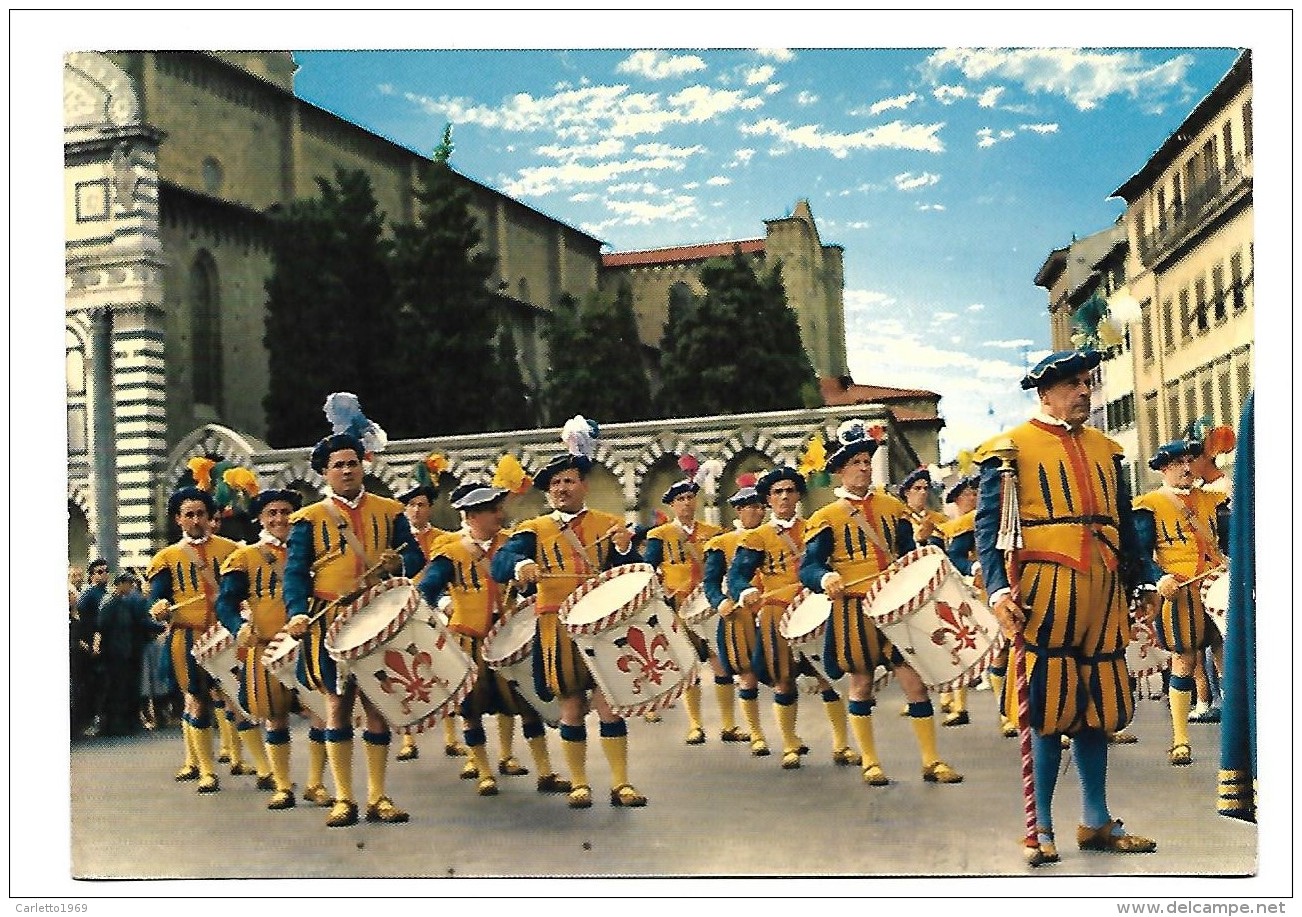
[250,488,303,517]
[397,484,439,505]
[898,467,932,498]
[728,486,764,508]
[168,486,216,518]
[1020,349,1103,390]
[662,479,701,504]
[310,433,366,474]
[825,420,881,474]
[533,453,593,491]
[944,475,978,504]
[755,466,807,500]
[449,482,508,511]
[1149,439,1203,470]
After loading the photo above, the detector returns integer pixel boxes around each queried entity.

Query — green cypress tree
[542,284,653,423]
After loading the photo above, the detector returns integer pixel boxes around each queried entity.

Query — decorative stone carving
[64,52,140,131]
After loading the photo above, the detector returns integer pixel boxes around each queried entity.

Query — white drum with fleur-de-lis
[482,596,561,728]
[262,630,329,723]
[861,546,1005,691]
[326,578,476,735]
[194,624,252,720]
[559,564,699,718]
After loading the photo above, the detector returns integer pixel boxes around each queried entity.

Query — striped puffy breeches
[457,633,538,721]
[824,595,905,680]
[166,627,215,699]
[533,612,596,700]
[297,598,345,696]
[751,603,800,687]
[1154,585,1215,655]
[1014,559,1133,736]
[240,638,292,722]
[718,609,759,677]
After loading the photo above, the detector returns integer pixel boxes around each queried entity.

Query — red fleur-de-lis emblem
[930,600,982,666]
[1131,622,1159,661]
[615,623,681,696]
[375,642,448,716]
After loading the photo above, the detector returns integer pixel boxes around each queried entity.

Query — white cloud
[934,312,958,322]
[502,145,704,197]
[705,176,731,186]
[977,87,1004,108]
[535,138,626,161]
[1021,122,1060,134]
[378,83,395,96]
[916,203,946,211]
[568,192,596,202]
[893,171,940,191]
[756,48,795,62]
[861,92,918,116]
[925,48,1194,111]
[616,50,707,80]
[745,64,776,85]
[843,220,871,230]
[982,338,1035,349]
[934,85,969,104]
[843,288,896,313]
[740,117,946,157]
[603,194,699,225]
[731,148,756,165]
[967,303,986,312]
[606,181,665,195]
[796,90,819,106]
[764,82,785,95]
[976,127,1016,149]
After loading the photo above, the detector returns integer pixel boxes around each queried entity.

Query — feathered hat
[798,434,832,488]
[728,472,764,508]
[1149,439,1203,471]
[492,453,533,496]
[824,419,885,473]
[755,464,807,500]
[535,415,599,490]
[398,451,446,504]
[662,453,725,504]
[944,475,979,504]
[1069,291,1125,353]
[449,481,509,512]
[1020,348,1103,391]
[1183,415,1237,459]
[167,485,216,519]
[311,392,388,473]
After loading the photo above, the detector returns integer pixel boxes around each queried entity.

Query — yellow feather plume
[956,449,976,478]
[424,452,449,476]
[492,453,533,495]
[798,435,827,475]
[187,456,215,492]
[222,466,260,498]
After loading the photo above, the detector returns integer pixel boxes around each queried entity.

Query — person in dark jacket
[95,574,165,736]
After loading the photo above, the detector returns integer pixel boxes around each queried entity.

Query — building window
[1243,100,1253,158]
[1145,393,1160,458]
[66,332,86,395]
[1140,299,1154,362]
[1212,263,1227,323]
[1161,297,1175,352]
[1236,362,1252,411]
[1156,188,1167,233]
[189,252,223,412]
[1172,173,1183,215]
[68,406,88,454]
[1222,119,1234,167]
[1194,277,1209,334]
[1230,251,1246,313]
[1184,387,1198,433]
[1178,288,1191,343]
[1166,389,1181,441]
[1105,393,1136,432]
[1218,370,1233,426]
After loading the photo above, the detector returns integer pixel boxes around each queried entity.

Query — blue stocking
[1032,730,1062,838]
[1074,726,1112,830]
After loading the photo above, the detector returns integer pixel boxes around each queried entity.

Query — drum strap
[840,500,892,561]
[321,498,370,576]
[179,542,220,600]
[776,531,802,565]
[559,521,594,574]
[460,535,504,614]
[258,547,286,586]
[1160,491,1224,569]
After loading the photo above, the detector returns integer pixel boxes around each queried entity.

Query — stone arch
[268,459,320,490]
[637,453,685,526]
[716,428,789,468]
[163,423,261,486]
[583,461,624,516]
[64,52,141,133]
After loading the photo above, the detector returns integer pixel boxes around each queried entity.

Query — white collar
[674,517,696,536]
[329,488,366,510]
[1162,484,1193,497]
[1033,410,1076,431]
[182,534,210,546]
[552,507,587,525]
[771,515,800,531]
[412,523,433,536]
[460,527,495,551]
[257,531,286,549]
[834,486,871,502]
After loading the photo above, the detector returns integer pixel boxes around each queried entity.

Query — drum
[193,624,252,720]
[780,590,839,690]
[326,577,476,735]
[262,630,329,723]
[679,584,718,642]
[1126,617,1171,678]
[861,546,1005,691]
[559,564,698,718]
[482,597,561,727]
[1200,570,1230,639]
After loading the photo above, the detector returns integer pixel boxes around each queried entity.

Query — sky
[290,44,1243,460]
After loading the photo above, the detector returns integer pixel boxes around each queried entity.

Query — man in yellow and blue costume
[644,473,739,746]
[935,475,982,728]
[283,428,425,828]
[800,423,963,787]
[730,465,858,770]
[146,486,242,793]
[975,349,1156,860]
[418,481,571,798]
[491,416,648,810]
[704,476,771,756]
[1133,439,1229,768]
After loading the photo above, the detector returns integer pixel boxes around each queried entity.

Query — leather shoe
[444,742,467,757]
[684,726,706,745]
[536,773,572,794]
[365,796,409,823]
[1109,730,1139,744]
[476,777,499,797]
[609,783,647,807]
[922,760,964,783]
[943,710,970,727]
[459,759,479,779]
[751,739,771,757]
[862,763,889,786]
[780,750,802,770]
[267,789,296,810]
[326,800,359,827]
[832,747,861,766]
[1028,828,1059,865]
[1076,820,1156,853]
[197,774,220,793]
[175,765,200,782]
[1001,721,1019,738]
[498,756,529,776]
[230,762,257,777]
[567,784,593,809]
[256,773,276,791]
[720,726,749,743]
[303,784,332,807]
[1168,743,1193,766]
[396,745,419,761]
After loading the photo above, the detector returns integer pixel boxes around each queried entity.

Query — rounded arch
[64,52,141,132]
[716,428,789,468]
[582,461,624,516]
[360,455,403,495]
[629,435,696,479]
[268,459,320,491]
[188,250,223,412]
[162,424,261,487]
[636,453,686,527]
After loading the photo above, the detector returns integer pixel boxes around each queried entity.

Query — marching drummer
[799,421,964,787]
[1132,439,1230,768]
[974,350,1156,861]
[145,486,243,794]
[728,465,859,771]
[936,475,981,729]
[282,416,425,829]
[899,467,946,548]
[490,416,649,810]
[394,481,456,765]
[215,485,309,810]
[704,476,771,756]
[643,467,741,746]
[417,481,571,798]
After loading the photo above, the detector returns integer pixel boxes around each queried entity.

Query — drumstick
[1176,565,1228,590]
[841,570,886,591]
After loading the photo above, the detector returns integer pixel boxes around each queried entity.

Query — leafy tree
[657,249,816,417]
[489,326,534,431]
[263,168,397,447]
[541,283,653,423]
[388,125,526,435]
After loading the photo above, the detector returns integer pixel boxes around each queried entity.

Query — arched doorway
[68,501,93,567]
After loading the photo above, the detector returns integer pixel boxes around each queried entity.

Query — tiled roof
[602,238,765,268]
[819,377,940,405]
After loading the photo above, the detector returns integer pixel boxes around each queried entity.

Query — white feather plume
[693,458,725,491]
[561,415,599,459]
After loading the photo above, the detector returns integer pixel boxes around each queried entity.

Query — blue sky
[291,44,1242,459]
